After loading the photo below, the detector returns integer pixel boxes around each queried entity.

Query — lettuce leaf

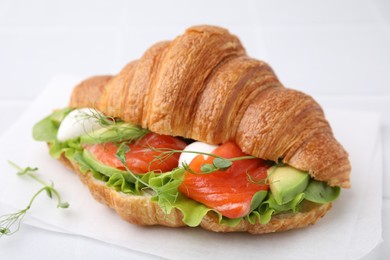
[304,180,340,203]
[245,193,305,225]
[159,192,211,227]
[49,138,82,160]
[261,193,305,213]
[33,107,72,141]
[107,173,135,194]
[247,208,275,225]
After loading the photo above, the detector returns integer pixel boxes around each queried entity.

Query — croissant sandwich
[33,25,351,234]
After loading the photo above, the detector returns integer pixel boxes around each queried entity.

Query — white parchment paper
[0,75,383,259]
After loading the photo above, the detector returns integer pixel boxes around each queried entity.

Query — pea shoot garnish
[0,161,69,237]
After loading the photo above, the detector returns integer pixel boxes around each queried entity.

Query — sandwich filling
[33,107,340,227]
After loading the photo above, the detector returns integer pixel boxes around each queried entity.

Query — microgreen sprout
[77,108,117,127]
[0,161,69,238]
[249,161,285,185]
[114,144,184,213]
[246,171,268,185]
[115,144,157,192]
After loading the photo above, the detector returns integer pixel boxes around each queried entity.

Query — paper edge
[347,127,384,259]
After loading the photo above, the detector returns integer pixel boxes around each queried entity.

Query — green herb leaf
[304,180,340,203]
[200,164,216,173]
[116,142,130,163]
[58,202,70,208]
[213,158,232,170]
[45,187,53,198]
[0,227,10,235]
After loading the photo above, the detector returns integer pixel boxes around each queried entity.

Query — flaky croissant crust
[70,25,350,188]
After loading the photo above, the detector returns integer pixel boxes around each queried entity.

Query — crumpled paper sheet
[0,75,383,259]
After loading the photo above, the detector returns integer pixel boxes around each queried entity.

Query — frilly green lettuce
[33,107,72,142]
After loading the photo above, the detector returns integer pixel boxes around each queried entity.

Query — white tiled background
[1,0,390,99]
[1,0,389,258]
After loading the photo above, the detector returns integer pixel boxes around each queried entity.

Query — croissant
[37,25,350,234]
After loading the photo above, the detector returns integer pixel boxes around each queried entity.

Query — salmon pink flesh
[85,133,187,173]
[179,142,270,219]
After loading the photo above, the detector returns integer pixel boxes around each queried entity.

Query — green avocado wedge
[268,165,310,205]
[79,123,149,145]
[82,149,138,183]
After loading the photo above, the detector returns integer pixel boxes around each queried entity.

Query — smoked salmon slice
[179,142,270,219]
[85,133,187,173]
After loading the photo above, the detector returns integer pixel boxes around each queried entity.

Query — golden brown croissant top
[69,25,351,188]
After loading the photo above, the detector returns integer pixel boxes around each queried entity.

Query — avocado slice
[82,149,137,183]
[79,123,148,144]
[268,165,310,205]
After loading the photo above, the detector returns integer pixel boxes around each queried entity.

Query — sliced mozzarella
[178,141,218,167]
[57,108,104,142]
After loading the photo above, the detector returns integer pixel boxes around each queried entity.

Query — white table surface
[1,0,389,259]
